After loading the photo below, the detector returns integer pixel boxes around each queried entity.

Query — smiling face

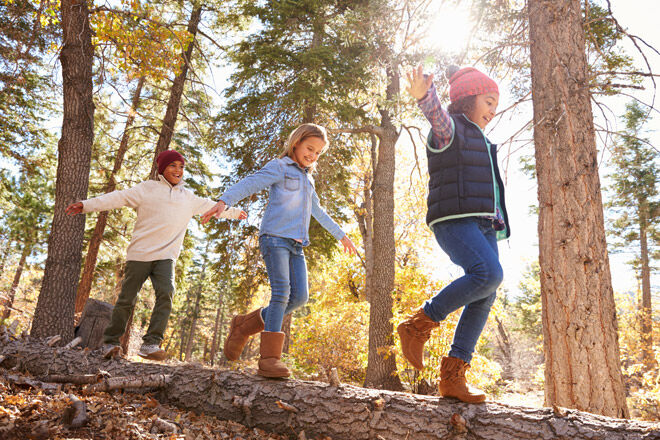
[162,160,184,185]
[466,92,499,130]
[291,136,326,169]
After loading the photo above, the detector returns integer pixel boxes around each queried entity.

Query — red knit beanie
[447,66,499,104]
[157,150,185,175]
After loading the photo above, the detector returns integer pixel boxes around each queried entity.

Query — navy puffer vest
[426,114,511,239]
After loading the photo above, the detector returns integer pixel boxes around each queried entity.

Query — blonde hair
[279,123,328,171]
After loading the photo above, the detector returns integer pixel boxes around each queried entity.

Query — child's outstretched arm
[192,196,247,220]
[311,191,357,255]
[406,65,454,150]
[201,159,282,224]
[65,184,144,216]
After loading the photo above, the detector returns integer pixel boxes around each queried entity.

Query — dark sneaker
[102,344,122,359]
[138,344,167,361]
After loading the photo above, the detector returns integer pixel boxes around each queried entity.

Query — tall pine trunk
[528,0,628,418]
[75,76,146,314]
[1,245,30,320]
[364,65,402,391]
[638,207,654,370]
[148,5,202,179]
[31,0,94,341]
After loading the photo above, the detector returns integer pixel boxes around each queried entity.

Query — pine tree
[606,100,659,371]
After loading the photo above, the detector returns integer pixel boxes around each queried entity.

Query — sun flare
[426,4,474,54]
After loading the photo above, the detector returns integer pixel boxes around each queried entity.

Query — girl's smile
[468,92,499,130]
[292,136,326,168]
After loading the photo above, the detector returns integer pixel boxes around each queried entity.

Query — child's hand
[238,210,247,220]
[406,65,434,100]
[340,236,357,256]
[65,202,83,215]
[201,201,226,224]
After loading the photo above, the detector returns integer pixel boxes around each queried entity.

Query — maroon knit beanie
[447,66,499,104]
[157,150,185,175]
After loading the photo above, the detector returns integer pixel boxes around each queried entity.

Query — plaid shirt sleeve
[417,83,453,148]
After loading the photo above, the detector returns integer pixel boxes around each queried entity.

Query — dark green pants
[103,259,175,346]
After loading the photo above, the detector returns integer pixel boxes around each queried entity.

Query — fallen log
[0,338,658,440]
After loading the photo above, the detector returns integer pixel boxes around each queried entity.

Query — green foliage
[605,101,659,267]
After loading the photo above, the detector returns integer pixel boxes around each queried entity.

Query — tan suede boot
[438,356,486,403]
[397,308,439,370]
[223,308,264,361]
[257,331,290,378]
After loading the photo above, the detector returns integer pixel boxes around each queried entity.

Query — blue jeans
[259,234,309,332]
[423,217,503,363]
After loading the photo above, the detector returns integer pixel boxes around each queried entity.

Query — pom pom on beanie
[446,65,498,104]
[157,150,185,175]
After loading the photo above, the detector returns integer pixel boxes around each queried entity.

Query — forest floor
[0,368,291,440]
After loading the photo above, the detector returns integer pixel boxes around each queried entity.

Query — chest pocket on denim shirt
[284,173,300,191]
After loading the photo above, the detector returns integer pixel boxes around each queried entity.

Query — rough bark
[31,0,94,341]
[1,244,30,320]
[528,0,628,418]
[148,5,202,180]
[75,76,146,314]
[75,299,113,350]
[364,65,403,391]
[0,339,658,440]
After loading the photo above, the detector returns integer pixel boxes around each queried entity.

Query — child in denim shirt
[202,123,357,377]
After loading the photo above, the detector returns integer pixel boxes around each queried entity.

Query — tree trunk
[209,294,224,366]
[148,5,202,180]
[75,76,146,314]
[0,239,12,275]
[31,0,94,341]
[1,245,30,320]
[638,207,653,370]
[528,0,628,418]
[1,339,657,440]
[364,65,402,391]
[75,299,113,350]
[184,285,203,361]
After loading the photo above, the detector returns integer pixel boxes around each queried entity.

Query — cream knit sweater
[82,176,241,261]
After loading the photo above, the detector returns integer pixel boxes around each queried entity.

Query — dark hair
[447,95,476,115]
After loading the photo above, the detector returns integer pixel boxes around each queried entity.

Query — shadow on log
[0,338,658,440]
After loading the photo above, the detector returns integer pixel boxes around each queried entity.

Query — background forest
[1,0,658,422]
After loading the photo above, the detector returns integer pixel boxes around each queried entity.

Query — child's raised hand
[201,200,226,224]
[340,236,358,256]
[406,65,434,100]
[65,202,83,216]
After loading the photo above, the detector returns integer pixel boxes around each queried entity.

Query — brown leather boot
[438,356,486,403]
[397,308,439,370]
[224,308,264,361]
[257,331,290,378]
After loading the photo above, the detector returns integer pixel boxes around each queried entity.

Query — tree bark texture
[528,0,628,418]
[31,0,94,341]
[364,65,402,391]
[75,76,146,314]
[0,339,658,440]
[1,244,29,320]
[148,6,202,180]
[75,299,113,350]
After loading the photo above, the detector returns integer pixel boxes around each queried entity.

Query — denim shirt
[219,156,345,246]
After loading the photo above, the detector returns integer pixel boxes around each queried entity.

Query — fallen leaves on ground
[0,370,289,440]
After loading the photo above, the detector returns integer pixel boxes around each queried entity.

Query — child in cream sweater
[67,150,246,360]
